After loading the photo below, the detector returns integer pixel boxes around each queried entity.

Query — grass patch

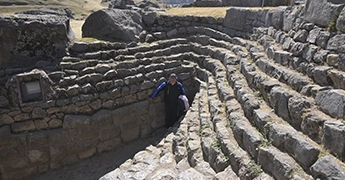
[248,160,263,177]
[77,37,103,42]
[212,139,222,150]
[166,7,229,18]
[165,6,278,18]
[226,120,236,129]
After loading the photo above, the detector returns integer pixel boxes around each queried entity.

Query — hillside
[0,0,106,18]
[0,0,106,38]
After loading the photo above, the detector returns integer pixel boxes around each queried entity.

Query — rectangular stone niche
[16,73,44,104]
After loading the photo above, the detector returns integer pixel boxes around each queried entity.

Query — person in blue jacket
[149,73,186,128]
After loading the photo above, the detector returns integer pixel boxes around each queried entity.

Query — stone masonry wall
[2,0,345,179]
[0,38,199,179]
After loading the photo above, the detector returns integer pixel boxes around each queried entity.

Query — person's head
[169,73,177,85]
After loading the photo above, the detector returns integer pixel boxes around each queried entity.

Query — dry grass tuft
[165,7,229,18]
[165,6,277,18]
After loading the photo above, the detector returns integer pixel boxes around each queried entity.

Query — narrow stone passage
[27,128,167,180]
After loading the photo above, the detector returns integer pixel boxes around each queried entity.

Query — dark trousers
[165,103,178,128]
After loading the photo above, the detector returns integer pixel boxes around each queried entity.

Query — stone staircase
[4,14,344,180]
[66,23,344,179]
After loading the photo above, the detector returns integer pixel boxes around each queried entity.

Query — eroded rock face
[304,0,345,27]
[0,14,75,66]
[82,9,143,43]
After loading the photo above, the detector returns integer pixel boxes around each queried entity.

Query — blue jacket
[151,81,186,104]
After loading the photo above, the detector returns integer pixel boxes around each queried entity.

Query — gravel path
[27,128,167,180]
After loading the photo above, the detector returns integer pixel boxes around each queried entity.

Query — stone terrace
[2,1,345,180]
[99,6,345,180]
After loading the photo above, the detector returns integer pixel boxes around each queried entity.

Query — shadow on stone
[27,128,168,180]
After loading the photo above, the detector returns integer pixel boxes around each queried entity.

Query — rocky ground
[26,128,167,180]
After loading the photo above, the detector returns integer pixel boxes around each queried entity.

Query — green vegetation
[226,119,236,128]
[328,11,341,32]
[212,139,222,150]
[248,160,263,177]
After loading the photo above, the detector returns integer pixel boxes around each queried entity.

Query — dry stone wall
[2,0,345,179]
[0,14,74,67]
[0,39,199,179]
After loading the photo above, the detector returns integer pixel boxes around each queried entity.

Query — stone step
[197,59,272,179]
[237,51,345,160]
[202,76,230,173]
[252,27,345,95]
[225,47,345,178]
[232,37,316,95]
[154,26,233,43]
[57,60,186,91]
[220,50,320,173]
[63,34,238,80]
[72,38,190,60]
[68,29,235,65]
[193,69,268,179]
[63,43,213,79]
[69,41,126,54]
[258,146,312,180]
[310,155,345,179]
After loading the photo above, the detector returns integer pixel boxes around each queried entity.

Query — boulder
[307,28,321,44]
[322,121,345,158]
[142,11,157,27]
[304,0,345,27]
[327,34,345,53]
[312,66,333,86]
[315,89,345,118]
[271,6,288,30]
[223,7,249,31]
[283,6,299,32]
[316,31,330,49]
[82,9,143,43]
[310,155,345,179]
[0,14,75,66]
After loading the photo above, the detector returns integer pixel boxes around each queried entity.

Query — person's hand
[148,98,153,103]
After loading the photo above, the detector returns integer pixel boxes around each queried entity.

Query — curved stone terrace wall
[2,0,345,179]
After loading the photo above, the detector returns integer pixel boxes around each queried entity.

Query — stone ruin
[194,0,295,7]
[2,0,345,179]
